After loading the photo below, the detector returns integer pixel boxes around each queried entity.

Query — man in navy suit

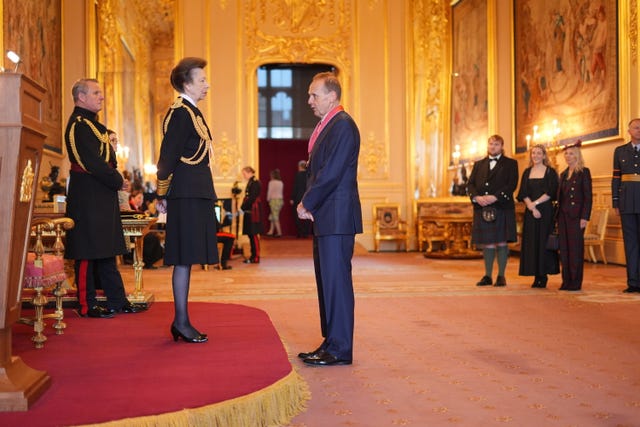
[297,72,362,366]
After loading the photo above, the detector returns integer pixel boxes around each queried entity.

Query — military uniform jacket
[64,106,127,260]
[156,97,217,201]
[558,167,592,221]
[612,142,640,213]
[467,155,519,210]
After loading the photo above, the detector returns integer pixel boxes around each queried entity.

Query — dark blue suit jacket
[302,111,363,236]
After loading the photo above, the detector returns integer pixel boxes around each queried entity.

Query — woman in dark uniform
[240,166,263,263]
[156,57,218,343]
[557,142,592,291]
[517,144,559,288]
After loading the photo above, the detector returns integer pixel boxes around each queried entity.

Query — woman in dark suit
[517,144,559,288]
[156,57,218,343]
[240,166,263,263]
[557,142,592,291]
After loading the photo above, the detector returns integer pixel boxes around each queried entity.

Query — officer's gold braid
[68,116,111,172]
[163,97,212,166]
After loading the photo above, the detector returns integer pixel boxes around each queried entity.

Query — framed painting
[450,0,489,164]
[513,0,619,154]
[4,0,62,153]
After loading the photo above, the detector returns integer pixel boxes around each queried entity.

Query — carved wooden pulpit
[0,73,51,410]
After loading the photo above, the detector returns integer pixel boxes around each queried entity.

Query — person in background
[266,168,284,237]
[290,160,310,238]
[467,134,519,287]
[64,78,144,318]
[128,190,164,269]
[156,57,218,343]
[216,217,234,270]
[240,166,263,263]
[107,130,132,212]
[612,118,640,293]
[557,141,592,291]
[296,72,362,366]
[517,144,559,288]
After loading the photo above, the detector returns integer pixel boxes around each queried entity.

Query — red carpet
[0,302,308,426]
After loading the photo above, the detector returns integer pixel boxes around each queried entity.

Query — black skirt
[164,198,219,265]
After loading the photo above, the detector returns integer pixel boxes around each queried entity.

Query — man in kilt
[467,134,519,287]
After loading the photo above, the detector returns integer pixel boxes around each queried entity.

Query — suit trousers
[74,257,128,314]
[620,213,640,287]
[313,234,355,360]
[558,215,585,289]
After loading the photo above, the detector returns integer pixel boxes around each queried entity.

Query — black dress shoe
[298,346,324,359]
[623,287,640,293]
[82,305,115,319]
[118,302,147,314]
[170,324,208,343]
[494,276,507,287]
[476,276,493,286]
[303,350,351,366]
[221,264,232,270]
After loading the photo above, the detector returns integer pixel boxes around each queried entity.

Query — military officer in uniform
[612,118,640,293]
[64,78,144,318]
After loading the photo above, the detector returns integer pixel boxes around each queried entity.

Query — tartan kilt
[471,206,517,245]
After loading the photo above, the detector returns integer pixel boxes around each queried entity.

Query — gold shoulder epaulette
[170,97,184,109]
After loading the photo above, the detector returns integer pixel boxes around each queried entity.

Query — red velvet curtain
[258,139,308,236]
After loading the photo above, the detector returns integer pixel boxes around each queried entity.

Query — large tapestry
[514,0,618,153]
[450,0,488,162]
[3,0,62,153]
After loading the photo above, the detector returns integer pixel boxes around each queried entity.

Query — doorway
[257,63,335,236]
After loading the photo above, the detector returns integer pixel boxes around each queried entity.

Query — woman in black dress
[241,166,263,263]
[517,144,559,288]
[156,57,218,343]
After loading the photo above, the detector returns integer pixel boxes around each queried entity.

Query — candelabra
[525,119,562,170]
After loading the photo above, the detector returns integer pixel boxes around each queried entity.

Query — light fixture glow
[6,50,21,72]
[7,50,20,64]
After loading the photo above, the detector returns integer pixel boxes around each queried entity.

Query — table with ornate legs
[422,214,481,259]
[121,214,157,308]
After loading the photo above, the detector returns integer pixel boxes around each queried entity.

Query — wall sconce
[6,50,22,72]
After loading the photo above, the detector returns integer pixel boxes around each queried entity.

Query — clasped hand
[296,202,314,221]
[474,195,497,207]
[156,199,167,214]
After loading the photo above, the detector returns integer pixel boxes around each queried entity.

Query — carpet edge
[76,368,310,427]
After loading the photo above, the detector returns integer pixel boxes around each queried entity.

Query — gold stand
[122,215,157,309]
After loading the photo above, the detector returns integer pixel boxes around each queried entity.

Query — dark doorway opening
[257,63,336,236]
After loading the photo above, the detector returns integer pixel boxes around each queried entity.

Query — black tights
[172,265,202,337]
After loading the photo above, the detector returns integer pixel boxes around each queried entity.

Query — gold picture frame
[513,0,622,153]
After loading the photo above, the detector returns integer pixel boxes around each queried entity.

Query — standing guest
[64,78,144,318]
[612,118,640,293]
[241,166,263,263]
[266,168,284,237]
[517,144,560,288]
[290,160,310,238]
[557,142,592,291]
[297,72,362,366]
[156,57,218,343]
[467,134,519,287]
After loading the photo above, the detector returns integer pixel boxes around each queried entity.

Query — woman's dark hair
[170,57,207,92]
[270,169,281,180]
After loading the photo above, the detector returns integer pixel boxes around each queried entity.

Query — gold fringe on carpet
[77,369,310,427]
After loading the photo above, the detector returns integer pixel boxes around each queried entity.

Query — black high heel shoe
[170,324,208,343]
